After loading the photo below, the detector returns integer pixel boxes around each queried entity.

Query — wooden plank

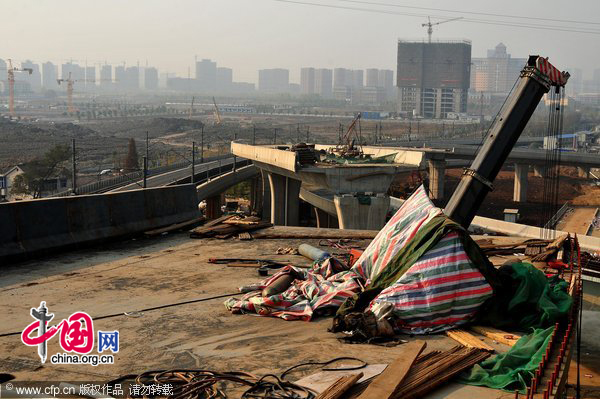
[144,216,205,236]
[445,329,495,352]
[357,340,426,399]
[252,226,378,240]
[316,372,363,399]
[470,326,521,347]
[295,365,387,394]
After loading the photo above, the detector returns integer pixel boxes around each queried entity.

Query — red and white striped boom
[534,56,569,86]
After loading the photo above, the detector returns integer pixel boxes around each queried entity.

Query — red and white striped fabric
[225,185,493,332]
[536,57,568,86]
[351,185,442,282]
[369,232,493,334]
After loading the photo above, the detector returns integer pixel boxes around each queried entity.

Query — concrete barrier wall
[0,184,200,261]
[231,143,297,173]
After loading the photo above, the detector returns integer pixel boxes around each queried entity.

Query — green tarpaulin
[458,326,553,393]
[477,262,572,330]
[460,262,573,393]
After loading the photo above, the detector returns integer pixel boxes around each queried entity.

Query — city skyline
[2,0,598,84]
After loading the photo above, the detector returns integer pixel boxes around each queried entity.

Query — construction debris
[316,372,363,399]
[347,346,492,399]
[470,326,521,347]
[251,226,378,240]
[190,215,272,239]
[238,231,253,240]
[295,364,387,394]
[276,247,299,255]
[531,234,568,261]
[445,329,495,352]
[357,341,426,399]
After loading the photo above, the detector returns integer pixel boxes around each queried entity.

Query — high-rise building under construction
[397,40,471,118]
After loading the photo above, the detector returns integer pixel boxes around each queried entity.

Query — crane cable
[540,85,565,239]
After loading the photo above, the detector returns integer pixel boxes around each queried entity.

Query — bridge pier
[334,194,390,230]
[577,166,590,178]
[513,163,529,203]
[533,165,546,178]
[267,172,301,226]
[249,175,263,216]
[205,195,223,220]
[314,207,338,228]
[427,158,446,200]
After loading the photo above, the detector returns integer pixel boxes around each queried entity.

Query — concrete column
[513,164,529,203]
[260,170,271,221]
[577,166,590,178]
[267,172,301,226]
[314,207,331,228]
[428,159,446,200]
[334,194,390,230]
[205,195,222,220]
[249,176,263,215]
[533,165,546,178]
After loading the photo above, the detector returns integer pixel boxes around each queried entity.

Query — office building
[333,68,364,103]
[301,67,315,95]
[258,68,289,93]
[315,68,333,98]
[125,66,139,91]
[366,68,379,87]
[196,59,217,91]
[333,68,351,88]
[100,65,112,90]
[85,66,96,90]
[397,39,471,118]
[144,67,159,90]
[352,70,364,88]
[361,68,395,102]
[21,60,41,92]
[216,67,232,92]
[378,69,395,99]
[471,43,526,94]
[566,68,583,96]
[42,62,58,90]
[62,62,85,81]
[0,59,6,82]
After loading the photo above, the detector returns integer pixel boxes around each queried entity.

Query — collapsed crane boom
[444,55,569,228]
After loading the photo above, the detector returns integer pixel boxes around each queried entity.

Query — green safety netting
[458,326,553,393]
[459,262,573,393]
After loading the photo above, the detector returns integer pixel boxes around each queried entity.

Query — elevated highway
[110,157,250,192]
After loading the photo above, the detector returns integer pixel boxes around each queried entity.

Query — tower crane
[421,16,463,43]
[5,59,33,117]
[56,72,95,113]
[212,96,222,125]
[189,96,195,120]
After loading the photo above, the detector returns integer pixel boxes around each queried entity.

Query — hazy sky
[2,0,599,83]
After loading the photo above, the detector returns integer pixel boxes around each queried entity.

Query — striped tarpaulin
[224,258,364,321]
[225,185,493,331]
[351,185,442,282]
[370,232,493,334]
